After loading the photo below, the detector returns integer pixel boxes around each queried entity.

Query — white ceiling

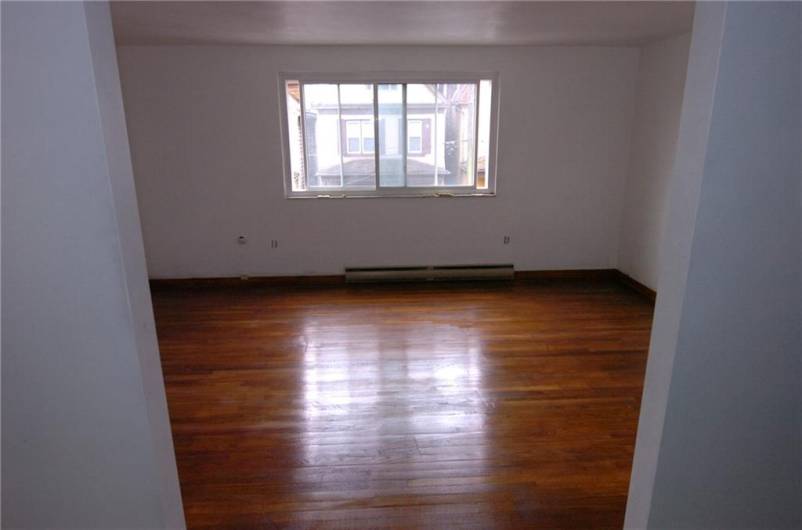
[111,1,695,47]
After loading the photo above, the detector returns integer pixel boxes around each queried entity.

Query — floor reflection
[298,313,492,524]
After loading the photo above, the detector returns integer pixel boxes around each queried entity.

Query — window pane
[377,84,404,187]
[406,84,436,186]
[439,83,476,186]
[346,121,361,154]
[477,80,493,189]
[303,84,342,188]
[408,119,423,155]
[339,84,375,189]
[285,80,306,191]
[347,138,360,154]
[361,120,374,154]
[363,137,375,153]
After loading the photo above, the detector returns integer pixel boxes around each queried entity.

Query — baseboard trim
[514,269,618,282]
[613,270,657,302]
[149,275,345,289]
[149,269,657,303]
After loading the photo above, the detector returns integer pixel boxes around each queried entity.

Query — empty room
[3,1,801,530]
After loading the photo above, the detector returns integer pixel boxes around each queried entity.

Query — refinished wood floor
[151,279,654,529]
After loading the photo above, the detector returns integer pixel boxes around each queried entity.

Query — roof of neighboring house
[287,82,301,102]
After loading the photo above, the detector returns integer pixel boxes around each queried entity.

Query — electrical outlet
[503,235,511,245]
[237,235,248,245]
[270,239,279,249]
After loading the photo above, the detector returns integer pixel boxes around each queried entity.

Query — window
[346,121,362,154]
[282,74,497,197]
[345,120,374,155]
[407,120,423,154]
[362,121,375,154]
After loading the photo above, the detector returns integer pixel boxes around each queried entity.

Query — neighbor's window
[407,119,423,155]
[345,119,374,155]
[282,75,496,197]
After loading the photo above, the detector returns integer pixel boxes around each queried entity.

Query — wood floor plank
[151,280,653,529]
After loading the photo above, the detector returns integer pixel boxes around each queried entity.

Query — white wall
[84,3,186,527]
[117,45,639,278]
[626,2,802,527]
[619,33,691,290]
[625,5,727,525]
[1,2,184,528]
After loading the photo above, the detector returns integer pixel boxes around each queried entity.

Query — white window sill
[286,191,496,199]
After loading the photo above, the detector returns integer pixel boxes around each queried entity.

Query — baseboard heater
[345,264,514,283]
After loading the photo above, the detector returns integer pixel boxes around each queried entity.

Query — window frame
[279,72,499,199]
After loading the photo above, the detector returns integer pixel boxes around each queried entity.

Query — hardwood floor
[151,279,654,529]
